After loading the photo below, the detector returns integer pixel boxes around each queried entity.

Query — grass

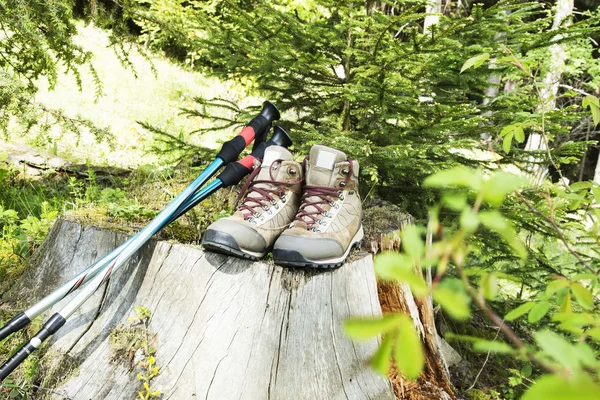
[5,22,253,168]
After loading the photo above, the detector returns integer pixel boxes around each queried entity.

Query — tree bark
[362,202,457,400]
[10,218,394,400]
[424,0,441,35]
[524,0,574,184]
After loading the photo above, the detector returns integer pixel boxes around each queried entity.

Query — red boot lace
[296,160,354,231]
[236,159,302,221]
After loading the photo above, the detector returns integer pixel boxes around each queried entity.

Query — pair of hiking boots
[202,145,363,268]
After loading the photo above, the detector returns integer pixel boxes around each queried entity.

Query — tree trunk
[424,0,441,35]
[362,201,457,399]
[10,218,394,400]
[524,0,574,184]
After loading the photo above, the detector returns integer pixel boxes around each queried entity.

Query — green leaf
[571,283,594,310]
[394,315,424,379]
[503,131,513,154]
[401,225,423,259]
[521,364,532,378]
[528,301,550,323]
[472,339,513,354]
[522,373,600,400]
[442,193,468,211]
[587,327,600,343]
[433,282,471,320]
[590,104,600,126]
[423,167,482,190]
[582,94,600,109]
[370,332,395,375]
[481,273,498,300]
[460,53,490,73]
[514,125,525,143]
[546,279,570,296]
[375,252,413,280]
[374,253,429,296]
[592,187,600,204]
[552,312,594,327]
[504,301,535,321]
[460,208,479,232]
[482,172,524,206]
[534,330,579,370]
[344,315,402,339]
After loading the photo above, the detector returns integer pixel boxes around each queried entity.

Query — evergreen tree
[132,0,600,218]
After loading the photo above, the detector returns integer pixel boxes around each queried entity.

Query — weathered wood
[362,201,456,400]
[14,219,394,399]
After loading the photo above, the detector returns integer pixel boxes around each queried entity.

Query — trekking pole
[0,126,292,382]
[0,102,279,342]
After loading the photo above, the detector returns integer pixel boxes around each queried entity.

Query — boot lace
[236,159,301,221]
[296,160,354,231]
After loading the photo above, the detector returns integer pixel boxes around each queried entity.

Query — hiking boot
[202,146,303,260]
[273,145,363,268]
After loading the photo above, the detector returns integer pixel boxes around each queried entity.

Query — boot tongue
[306,145,347,186]
[255,146,294,181]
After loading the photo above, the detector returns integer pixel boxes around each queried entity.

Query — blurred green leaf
[546,279,570,296]
[401,225,423,259]
[534,330,580,370]
[481,273,498,300]
[433,281,471,320]
[370,332,395,376]
[375,252,413,280]
[442,193,468,211]
[571,283,594,310]
[482,172,524,206]
[528,301,550,323]
[523,373,600,400]
[394,315,424,380]
[505,301,535,321]
[423,167,482,190]
[460,208,479,232]
[473,339,513,354]
[344,315,402,339]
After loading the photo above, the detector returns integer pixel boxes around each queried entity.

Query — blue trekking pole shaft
[0,125,292,382]
[0,102,280,344]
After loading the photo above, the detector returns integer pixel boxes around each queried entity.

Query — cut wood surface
[14,219,394,400]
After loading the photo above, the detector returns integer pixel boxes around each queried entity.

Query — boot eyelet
[339,181,346,187]
[341,168,349,175]
[281,194,287,203]
[274,204,279,209]
[270,199,277,205]
[288,167,297,175]
[339,194,345,201]
[263,205,270,211]
[251,220,258,225]
[348,190,355,195]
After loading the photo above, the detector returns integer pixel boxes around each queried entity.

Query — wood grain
[16,219,394,399]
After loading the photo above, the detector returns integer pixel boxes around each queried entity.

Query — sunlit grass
[9,23,254,168]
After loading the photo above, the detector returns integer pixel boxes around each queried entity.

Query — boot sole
[273,226,364,269]
[202,230,267,261]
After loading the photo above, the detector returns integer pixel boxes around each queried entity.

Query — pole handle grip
[217,126,292,188]
[215,101,280,164]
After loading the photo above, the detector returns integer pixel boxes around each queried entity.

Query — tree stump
[12,219,394,399]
